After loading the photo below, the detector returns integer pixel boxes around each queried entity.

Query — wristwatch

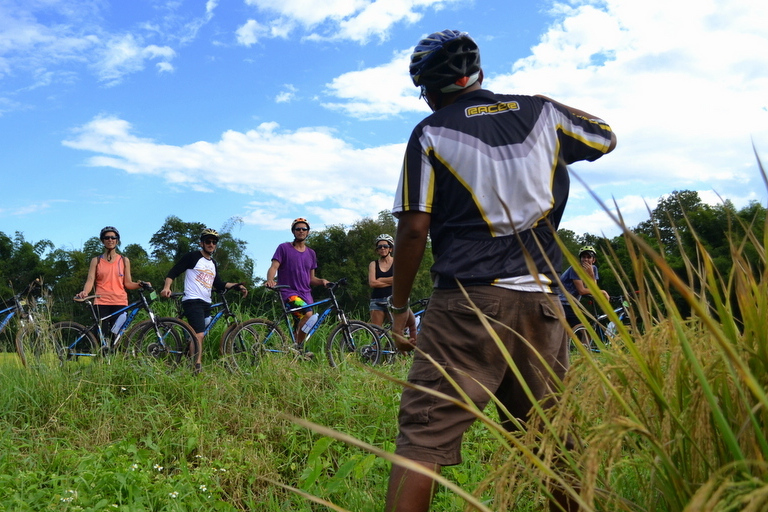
[387,295,410,314]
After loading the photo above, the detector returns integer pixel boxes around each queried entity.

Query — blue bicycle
[7,279,49,368]
[52,283,196,366]
[221,278,379,371]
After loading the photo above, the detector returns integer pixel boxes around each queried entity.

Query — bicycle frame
[269,286,334,344]
[71,285,158,354]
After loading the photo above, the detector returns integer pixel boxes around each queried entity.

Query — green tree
[0,232,54,298]
[149,216,206,264]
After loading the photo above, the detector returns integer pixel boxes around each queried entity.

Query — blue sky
[2,0,767,280]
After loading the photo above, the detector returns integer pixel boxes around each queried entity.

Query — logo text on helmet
[466,102,519,117]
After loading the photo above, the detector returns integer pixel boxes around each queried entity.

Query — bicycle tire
[15,322,59,369]
[218,321,241,356]
[51,321,99,365]
[132,317,196,365]
[222,319,288,372]
[326,320,380,368]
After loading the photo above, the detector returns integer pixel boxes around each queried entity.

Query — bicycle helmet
[200,228,219,242]
[291,218,310,231]
[375,234,394,247]
[100,226,120,240]
[579,245,597,257]
[409,29,482,92]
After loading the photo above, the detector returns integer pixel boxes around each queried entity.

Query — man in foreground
[385,30,617,512]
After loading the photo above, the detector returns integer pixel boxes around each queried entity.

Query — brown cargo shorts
[394,286,569,466]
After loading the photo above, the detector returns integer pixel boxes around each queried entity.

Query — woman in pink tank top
[76,226,150,332]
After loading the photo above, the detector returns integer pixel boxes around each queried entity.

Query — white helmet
[375,234,394,247]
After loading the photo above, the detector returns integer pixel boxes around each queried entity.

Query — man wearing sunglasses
[265,218,329,349]
[161,228,247,373]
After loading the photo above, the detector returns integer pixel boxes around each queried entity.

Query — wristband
[387,295,410,314]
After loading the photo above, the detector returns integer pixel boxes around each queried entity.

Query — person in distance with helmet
[386,30,616,512]
[368,234,395,326]
[558,245,610,328]
[368,233,418,332]
[76,226,151,334]
[160,228,248,374]
[265,218,329,351]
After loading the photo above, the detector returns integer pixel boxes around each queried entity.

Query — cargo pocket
[540,300,561,323]
[399,359,447,425]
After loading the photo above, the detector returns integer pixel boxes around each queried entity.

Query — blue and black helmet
[409,30,481,91]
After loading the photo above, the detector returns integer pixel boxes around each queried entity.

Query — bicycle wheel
[355,323,396,365]
[132,318,196,366]
[51,321,99,365]
[326,320,380,368]
[15,322,59,369]
[222,319,288,372]
[570,324,597,352]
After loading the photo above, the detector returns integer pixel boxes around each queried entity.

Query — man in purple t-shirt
[265,218,329,348]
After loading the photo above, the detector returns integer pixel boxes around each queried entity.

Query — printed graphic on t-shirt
[195,268,215,290]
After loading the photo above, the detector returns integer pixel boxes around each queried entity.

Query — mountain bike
[52,283,196,367]
[362,297,430,364]
[170,285,247,361]
[6,279,50,368]
[571,295,632,353]
[221,278,379,371]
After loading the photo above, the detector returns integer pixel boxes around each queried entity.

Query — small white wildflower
[112,505,119,508]
[199,485,207,492]
[121,387,127,391]
[130,464,138,471]
[153,464,164,471]
[219,468,226,472]
[195,454,203,458]
[169,491,179,498]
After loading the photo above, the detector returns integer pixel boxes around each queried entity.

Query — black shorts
[182,299,211,334]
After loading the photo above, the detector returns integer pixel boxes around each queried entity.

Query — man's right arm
[160,252,192,298]
[265,259,280,288]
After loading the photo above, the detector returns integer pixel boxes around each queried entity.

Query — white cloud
[322,49,426,119]
[275,84,298,103]
[93,35,176,85]
[62,115,404,220]
[243,0,461,43]
[236,19,267,46]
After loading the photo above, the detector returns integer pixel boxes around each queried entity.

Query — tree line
[2,191,765,324]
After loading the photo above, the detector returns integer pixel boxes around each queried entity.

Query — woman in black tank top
[368,234,394,326]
